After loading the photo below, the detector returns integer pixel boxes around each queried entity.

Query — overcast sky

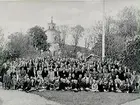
[0,0,139,47]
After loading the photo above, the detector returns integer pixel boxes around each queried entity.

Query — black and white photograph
[0,0,140,105]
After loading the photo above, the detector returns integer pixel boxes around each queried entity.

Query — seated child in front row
[91,77,98,92]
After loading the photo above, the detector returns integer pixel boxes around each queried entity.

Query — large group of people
[0,56,139,93]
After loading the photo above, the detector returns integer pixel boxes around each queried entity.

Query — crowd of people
[0,56,139,93]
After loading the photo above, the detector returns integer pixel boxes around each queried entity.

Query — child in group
[98,78,104,92]
[71,73,78,92]
[10,67,17,90]
[91,77,98,92]
[102,77,108,92]
[115,75,121,92]
[3,72,8,89]
[11,73,17,90]
[48,67,55,90]
[132,74,140,93]
[30,77,36,88]
[120,80,128,93]
[23,77,32,92]
[108,77,114,92]
[78,74,84,91]
[82,73,90,91]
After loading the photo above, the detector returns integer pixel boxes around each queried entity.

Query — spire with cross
[51,16,53,23]
[48,16,56,30]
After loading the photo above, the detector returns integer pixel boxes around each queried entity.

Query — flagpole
[102,0,105,61]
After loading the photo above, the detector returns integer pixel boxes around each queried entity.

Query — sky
[0,0,139,47]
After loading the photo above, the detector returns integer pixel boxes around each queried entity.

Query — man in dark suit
[42,67,48,79]
[23,77,32,92]
[0,63,8,83]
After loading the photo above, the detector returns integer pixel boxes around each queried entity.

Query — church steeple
[46,17,61,45]
[51,16,53,23]
[48,16,55,30]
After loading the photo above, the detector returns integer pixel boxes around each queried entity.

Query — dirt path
[0,89,62,105]
[121,99,140,105]
[0,99,2,105]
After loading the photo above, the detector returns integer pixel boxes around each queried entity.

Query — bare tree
[71,25,84,57]
[57,25,69,57]
[0,28,4,49]
[84,28,97,50]
[118,6,138,38]
[92,16,126,59]
[57,25,69,45]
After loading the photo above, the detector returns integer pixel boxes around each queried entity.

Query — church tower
[46,17,60,44]
[48,17,56,30]
[46,17,61,56]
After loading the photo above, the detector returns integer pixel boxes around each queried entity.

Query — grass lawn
[33,90,140,105]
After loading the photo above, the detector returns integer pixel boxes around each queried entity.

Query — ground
[33,90,140,105]
[0,89,62,105]
[122,99,140,105]
[0,89,140,105]
[0,99,2,105]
